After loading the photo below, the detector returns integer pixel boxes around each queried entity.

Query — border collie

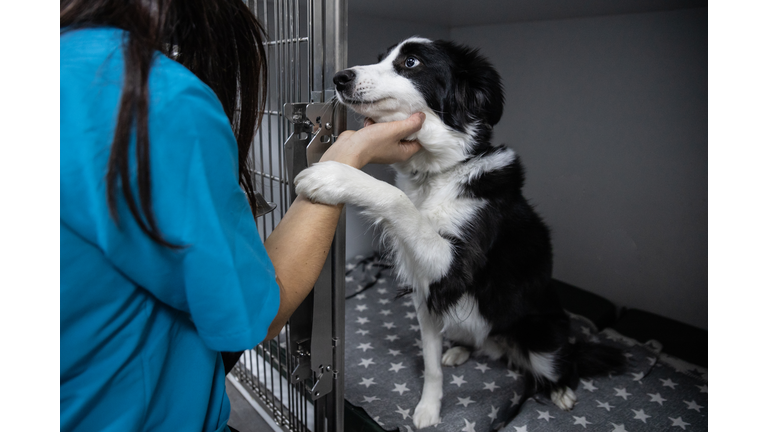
[295,37,624,429]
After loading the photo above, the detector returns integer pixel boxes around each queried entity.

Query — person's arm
[261,112,425,340]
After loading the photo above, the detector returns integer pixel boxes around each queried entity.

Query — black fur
[391,40,624,398]
[340,38,625,410]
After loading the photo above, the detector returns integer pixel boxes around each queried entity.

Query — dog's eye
[405,57,420,68]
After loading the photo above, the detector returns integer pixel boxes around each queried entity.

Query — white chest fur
[394,169,484,242]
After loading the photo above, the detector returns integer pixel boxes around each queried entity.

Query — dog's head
[334,37,504,135]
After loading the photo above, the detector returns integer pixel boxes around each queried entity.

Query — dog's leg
[413,300,444,429]
[295,161,453,282]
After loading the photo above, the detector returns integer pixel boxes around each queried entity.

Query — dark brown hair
[61,0,268,248]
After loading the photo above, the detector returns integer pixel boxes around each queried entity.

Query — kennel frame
[230,1,347,431]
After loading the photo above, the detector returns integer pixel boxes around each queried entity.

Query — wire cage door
[229,1,347,432]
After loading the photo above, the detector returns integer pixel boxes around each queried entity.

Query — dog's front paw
[294,161,360,206]
[412,399,441,429]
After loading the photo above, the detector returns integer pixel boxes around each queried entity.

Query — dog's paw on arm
[294,161,368,206]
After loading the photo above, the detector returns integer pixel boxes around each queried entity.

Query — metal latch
[284,101,338,400]
[283,102,336,200]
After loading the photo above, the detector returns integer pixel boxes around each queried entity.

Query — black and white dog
[295,37,624,428]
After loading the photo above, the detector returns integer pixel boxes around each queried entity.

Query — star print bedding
[343,256,707,432]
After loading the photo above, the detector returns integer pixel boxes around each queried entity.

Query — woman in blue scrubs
[60,1,424,431]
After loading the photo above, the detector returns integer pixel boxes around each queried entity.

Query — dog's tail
[572,341,626,377]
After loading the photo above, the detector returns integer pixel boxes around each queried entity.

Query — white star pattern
[359,377,376,388]
[581,379,598,392]
[614,387,632,400]
[632,409,651,423]
[450,375,467,387]
[573,416,592,428]
[475,362,490,373]
[648,393,667,405]
[343,260,708,432]
[596,400,614,411]
[461,418,476,432]
[660,378,678,389]
[457,396,476,407]
[537,410,553,421]
[488,406,499,421]
[684,400,703,412]
[392,383,410,395]
[395,405,410,419]
[670,416,691,430]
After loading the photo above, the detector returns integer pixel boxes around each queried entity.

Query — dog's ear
[439,41,505,130]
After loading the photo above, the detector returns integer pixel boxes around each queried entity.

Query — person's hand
[319,112,425,169]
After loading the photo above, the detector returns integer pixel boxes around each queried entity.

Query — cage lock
[284,101,339,401]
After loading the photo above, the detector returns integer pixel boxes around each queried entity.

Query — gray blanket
[343,257,707,431]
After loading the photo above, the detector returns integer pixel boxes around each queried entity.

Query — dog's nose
[333,69,356,89]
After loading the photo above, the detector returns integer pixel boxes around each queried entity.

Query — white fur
[412,293,444,429]
[298,38,524,429]
[441,346,471,367]
[551,387,577,410]
[339,37,480,174]
[441,294,492,348]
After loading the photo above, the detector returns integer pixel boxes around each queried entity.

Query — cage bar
[231,1,347,431]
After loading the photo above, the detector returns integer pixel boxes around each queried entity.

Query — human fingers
[366,112,425,142]
[364,118,374,128]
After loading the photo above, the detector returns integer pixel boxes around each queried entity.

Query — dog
[294,37,624,429]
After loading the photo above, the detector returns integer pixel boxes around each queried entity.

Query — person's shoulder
[60,26,125,60]
[150,54,221,112]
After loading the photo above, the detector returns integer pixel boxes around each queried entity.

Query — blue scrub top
[60,27,280,432]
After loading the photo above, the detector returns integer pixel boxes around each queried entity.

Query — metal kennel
[228,1,347,431]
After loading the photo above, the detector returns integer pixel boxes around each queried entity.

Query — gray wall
[345,9,707,330]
